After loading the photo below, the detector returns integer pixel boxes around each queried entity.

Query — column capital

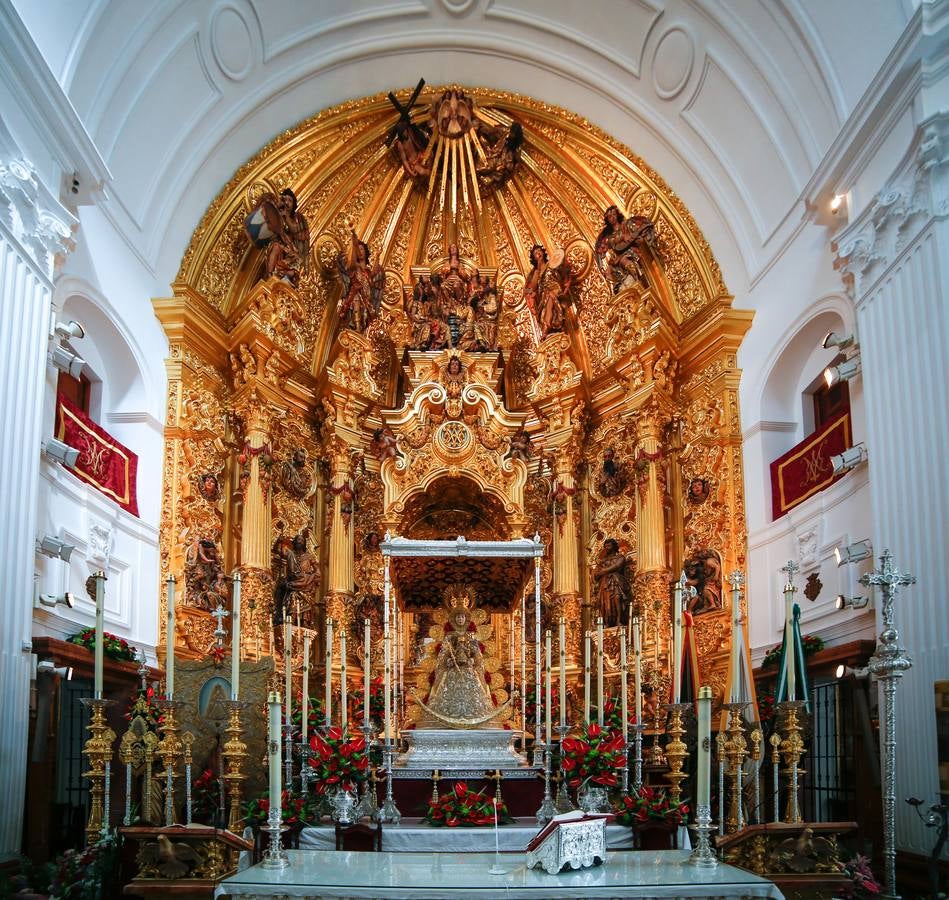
[0,158,76,279]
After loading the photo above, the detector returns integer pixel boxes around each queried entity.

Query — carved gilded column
[235,393,274,658]
[325,438,355,636]
[634,401,671,646]
[551,456,582,660]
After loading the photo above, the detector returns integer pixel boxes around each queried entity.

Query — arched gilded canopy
[174,85,730,395]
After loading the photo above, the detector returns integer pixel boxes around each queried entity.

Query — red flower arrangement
[757,689,776,723]
[124,685,164,729]
[244,788,317,826]
[560,723,627,790]
[614,785,689,827]
[425,781,513,827]
[68,627,138,662]
[308,726,370,793]
[592,696,637,734]
[290,694,325,735]
[524,684,560,725]
[192,767,223,824]
[355,675,386,722]
[762,634,825,669]
[209,644,227,666]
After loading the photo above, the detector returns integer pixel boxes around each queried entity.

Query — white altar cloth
[299,817,634,852]
[215,849,784,899]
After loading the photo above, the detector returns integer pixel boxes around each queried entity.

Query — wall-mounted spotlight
[42,438,79,468]
[37,535,75,562]
[835,594,871,611]
[824,357,861,388]
[830,443,868,476]
[49,343,86,378]
[835,663,869,680]
[830,194,846,216]
[36,659,74,680]
[54,320,85,341]
[38,592,76,610]
[833,539,872,567]
[821,331,856,351]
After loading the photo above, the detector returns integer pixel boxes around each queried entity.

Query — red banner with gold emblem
[770,413,851,520]
[55,394,139,517]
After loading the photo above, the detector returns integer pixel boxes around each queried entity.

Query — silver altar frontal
[395,728,529,772]
[215,849,785,899]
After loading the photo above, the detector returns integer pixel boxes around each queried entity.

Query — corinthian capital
[0,158,76,277]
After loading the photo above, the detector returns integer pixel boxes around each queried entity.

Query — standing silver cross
[211,604,229,646]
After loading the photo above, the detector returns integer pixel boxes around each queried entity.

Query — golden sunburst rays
[424,129,487,222]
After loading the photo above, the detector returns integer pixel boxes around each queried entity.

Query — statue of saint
[477,121,523,191]
[524,243,573,340]
[273,532,320,626]
[336,230,384,333]
[244,189,309,287]
[684,549,723,616]
[280,447,314,499]
[595,447,627,498]
[417,600,499,728]
[184,539,229,611]
[592,538,633,627]
[594,204,655,295]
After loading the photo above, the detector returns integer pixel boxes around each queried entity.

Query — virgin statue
[411,585,510,729]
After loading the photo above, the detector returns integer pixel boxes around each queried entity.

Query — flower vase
[331,785,357,825]
[578,783,609,813]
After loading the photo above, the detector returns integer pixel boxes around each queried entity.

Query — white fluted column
[0,159,74,859]
[835,115,949,858]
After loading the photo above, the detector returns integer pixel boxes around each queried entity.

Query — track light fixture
[42,438,79,468]
[824,357,861,388]
[38,592,76,610]
[833,540,872,567]
[54,320,85,340]
[835,594,871,610]
[821,331,855,351]
[37,535,75,562]
[830,443,868,476]
[36,660,74,680]
[49,343,86,379]
[835,663,869,680]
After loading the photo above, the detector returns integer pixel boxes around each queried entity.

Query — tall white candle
[325,618,334,728]
[267,691,282,809]
[520,594,526,735]
[165,574,175,700]
[363,618,371,729]
[383,556,391,742]
[583,630,591,723]
[544,630,552,746]
[558,617,566,729]
[302,633,310,745]
[596,616,604,726]
[784,583,796,702]
[697,685,712,812]
[340,629,348,731]
[230,572,241,701]
[509,614,515,696]
[620,632,628,746]
[93,571,106,699]
[534,560,541,744]
[673,574,684,704]
[633,617,642,726]
[728,572,743,703]
[284,618,292,727]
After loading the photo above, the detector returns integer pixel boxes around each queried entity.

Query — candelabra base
[689,808,718,868]
[260,818,288,870]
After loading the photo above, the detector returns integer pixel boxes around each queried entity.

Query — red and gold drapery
[770,412,851,520]
[55,394,139,516]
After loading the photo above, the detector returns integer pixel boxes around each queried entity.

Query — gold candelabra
[644,699,667,768]
[778,700,806,824]
[222,701,247,833]
[663,702,691,805]
[80,698,115,845]
[722,702,749,833]
[156,700,184,827]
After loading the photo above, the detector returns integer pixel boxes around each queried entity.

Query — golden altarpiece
[153,84,753,737]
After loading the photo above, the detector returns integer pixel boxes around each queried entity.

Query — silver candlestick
[282,722,295,789]
[261,804,288,869]
[379,738,401,824]
[631,723,645,791]
[535,745,556,824]
[861,550,915,900]
[297,741,313,797]
[554,725,575,814]
[690,804,718,867]
[354,724,379,820]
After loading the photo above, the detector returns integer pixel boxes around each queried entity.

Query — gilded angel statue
[336,229,384,333]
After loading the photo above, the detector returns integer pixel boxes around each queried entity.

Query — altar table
[215,849,784,899]
[299,817,635,852]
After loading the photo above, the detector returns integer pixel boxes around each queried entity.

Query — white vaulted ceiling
[13,0,912,295]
